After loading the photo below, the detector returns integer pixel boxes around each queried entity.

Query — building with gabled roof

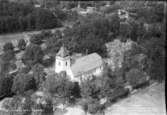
[71,53,103,77]
[55,45,104,83]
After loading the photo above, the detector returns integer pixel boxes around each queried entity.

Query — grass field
[105,82,166,115]
[0,31,41,46]
[0,27,66,53]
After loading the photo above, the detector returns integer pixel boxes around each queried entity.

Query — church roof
[71,53,103,77]
[57,45,69,57]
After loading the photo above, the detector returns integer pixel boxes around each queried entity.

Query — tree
[43,73,58,95]
[81,98,102,115]
[63,16,111,56]
[2,96,34,115]
[12,73,36,95]
[3,42,14,52]
[45,36,62,55]
[18,39,26,50]
[43,73,75,105]
[2,96,23,115]
[98,68,124,98]
[54,30,63,39]
[0,75,13,99]
[32,63,46,89]
[140,37,165,82]
[122,43,146,74]
[107,13,120,36]
[19,65,31,74]
[81,99,88,115]
[128,19,145,42]
[0,1,62,34]
[80,79,101,100]
[22,43,44,67]
[1,50,15,62]
[42,56,55,67]
[0,62,10,76]
[87,99,101,114]
[34,8,62,30]
[119,22,132,39]
[125,68,147,88]
[0,50,16,76]
[30,34,44,45]
[71,82,81,98]
[40,97,54,115]
[53,8,67,21]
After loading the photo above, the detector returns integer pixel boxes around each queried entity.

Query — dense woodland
[0,0,62,34]
[0,1,166,115]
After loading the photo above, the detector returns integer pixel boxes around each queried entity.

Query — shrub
[12,73,36,95]
[0,76,13,99]
[42,56,55,67]
[18,39,26,50]
[125,68,147,88]
[3,42,14,52]
[109,87,129,103]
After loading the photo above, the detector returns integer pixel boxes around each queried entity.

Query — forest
[0,0,62,34]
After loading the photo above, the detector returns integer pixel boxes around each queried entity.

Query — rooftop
[57,45,69,57]
[71,53,103,77]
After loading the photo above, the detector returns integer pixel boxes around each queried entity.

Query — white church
[55,45,104,83]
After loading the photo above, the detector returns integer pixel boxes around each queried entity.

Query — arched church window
[66,62,68,66]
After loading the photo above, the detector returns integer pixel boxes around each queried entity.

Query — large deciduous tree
[32,63,46,89]
[140,37,165,82]
[0,74,13,98]
[12,73,36,95]
[80,79,101,100]
[125,68,147,88]
[63,16,113,56]
[43,73,77,105]
[3,42,14,52]
[18,39,27,50]
[22,43,44,67]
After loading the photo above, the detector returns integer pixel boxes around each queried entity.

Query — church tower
[55,45,71,74]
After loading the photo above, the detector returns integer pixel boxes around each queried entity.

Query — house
[55,45,104,83]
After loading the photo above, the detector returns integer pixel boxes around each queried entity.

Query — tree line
[0,1,62,34]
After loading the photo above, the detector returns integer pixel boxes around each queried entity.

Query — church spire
[57,45,69,57]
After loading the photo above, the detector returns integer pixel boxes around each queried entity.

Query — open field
[0,32,33,54]
[0,31,38,46]
[0,27,66,46]
[0,27,66,54]
[105,82,166,115]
